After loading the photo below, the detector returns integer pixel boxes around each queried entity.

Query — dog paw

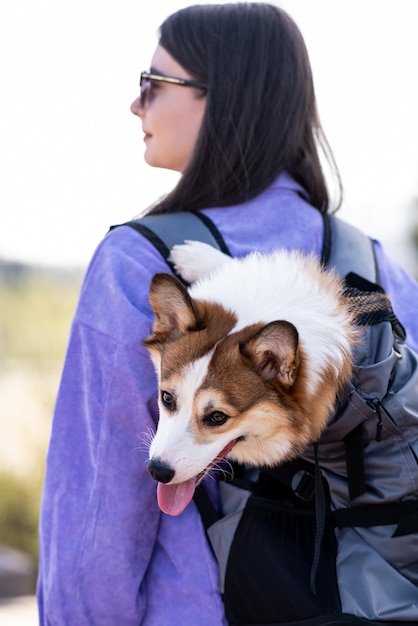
[170,240,230,283]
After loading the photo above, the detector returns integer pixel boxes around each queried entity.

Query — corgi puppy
[144,241,357,516]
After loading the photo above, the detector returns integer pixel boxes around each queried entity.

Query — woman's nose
[130,96,144,117]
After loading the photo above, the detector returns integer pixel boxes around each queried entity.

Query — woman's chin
[143,152,184,173]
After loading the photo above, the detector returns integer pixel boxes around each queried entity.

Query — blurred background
[1,0,418,620]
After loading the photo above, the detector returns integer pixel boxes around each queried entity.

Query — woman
[37,4,418,625]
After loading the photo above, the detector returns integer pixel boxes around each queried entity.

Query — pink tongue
[157,479,196,516]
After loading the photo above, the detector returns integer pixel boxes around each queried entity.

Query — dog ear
[241,321,300,391]
[147,273,202,339]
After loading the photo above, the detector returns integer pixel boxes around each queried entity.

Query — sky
[1,0,418,270]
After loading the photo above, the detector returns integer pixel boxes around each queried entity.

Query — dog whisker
[131,428,156,455]
[137,428,156,449]
[206,459,235,482]
[220,458,235,481]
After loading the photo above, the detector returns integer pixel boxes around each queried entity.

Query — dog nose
[146,458,175,483]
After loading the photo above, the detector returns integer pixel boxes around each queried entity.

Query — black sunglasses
[139,71,207,107]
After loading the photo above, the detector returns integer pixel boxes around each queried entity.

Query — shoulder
[73,224,171,346]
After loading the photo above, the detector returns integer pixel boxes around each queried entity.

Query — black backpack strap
[321,213,380,284]
[110,211,231,283]
[193,483,220,530]
[333,500,418,537]
[343,424,367,501]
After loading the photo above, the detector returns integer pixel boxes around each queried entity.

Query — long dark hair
[151,3,341,215]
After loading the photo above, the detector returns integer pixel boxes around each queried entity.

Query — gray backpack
[113,211,418,625]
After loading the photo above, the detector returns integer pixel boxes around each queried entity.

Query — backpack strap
[343,423,367,500]
[110,211,231,283]
[193,483,220,529]
[333,500,418,536]
[113,210,378,284]
[321,213,380,284]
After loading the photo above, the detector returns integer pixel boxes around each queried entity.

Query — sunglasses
[139,71,208,108]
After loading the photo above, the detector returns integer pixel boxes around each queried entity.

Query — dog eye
[206,411,229,426]
[161,390,176,411]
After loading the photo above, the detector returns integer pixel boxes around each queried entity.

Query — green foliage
[0,266,82,565]
[0,270,82,363]
[0,471,43,561]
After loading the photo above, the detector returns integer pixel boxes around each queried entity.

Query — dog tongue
[156,439,238,515]
[157,479,196,516]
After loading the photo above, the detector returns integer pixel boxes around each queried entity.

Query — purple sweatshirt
[37,174,418,625]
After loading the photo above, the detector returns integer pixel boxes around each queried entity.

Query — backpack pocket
[222,496,341,625]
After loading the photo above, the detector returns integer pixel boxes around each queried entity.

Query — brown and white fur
[144,241,357,516]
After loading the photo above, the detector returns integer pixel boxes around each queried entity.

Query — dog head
[144,273,337,516]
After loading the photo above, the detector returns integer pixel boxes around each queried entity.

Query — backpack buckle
[291,469,316,502]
